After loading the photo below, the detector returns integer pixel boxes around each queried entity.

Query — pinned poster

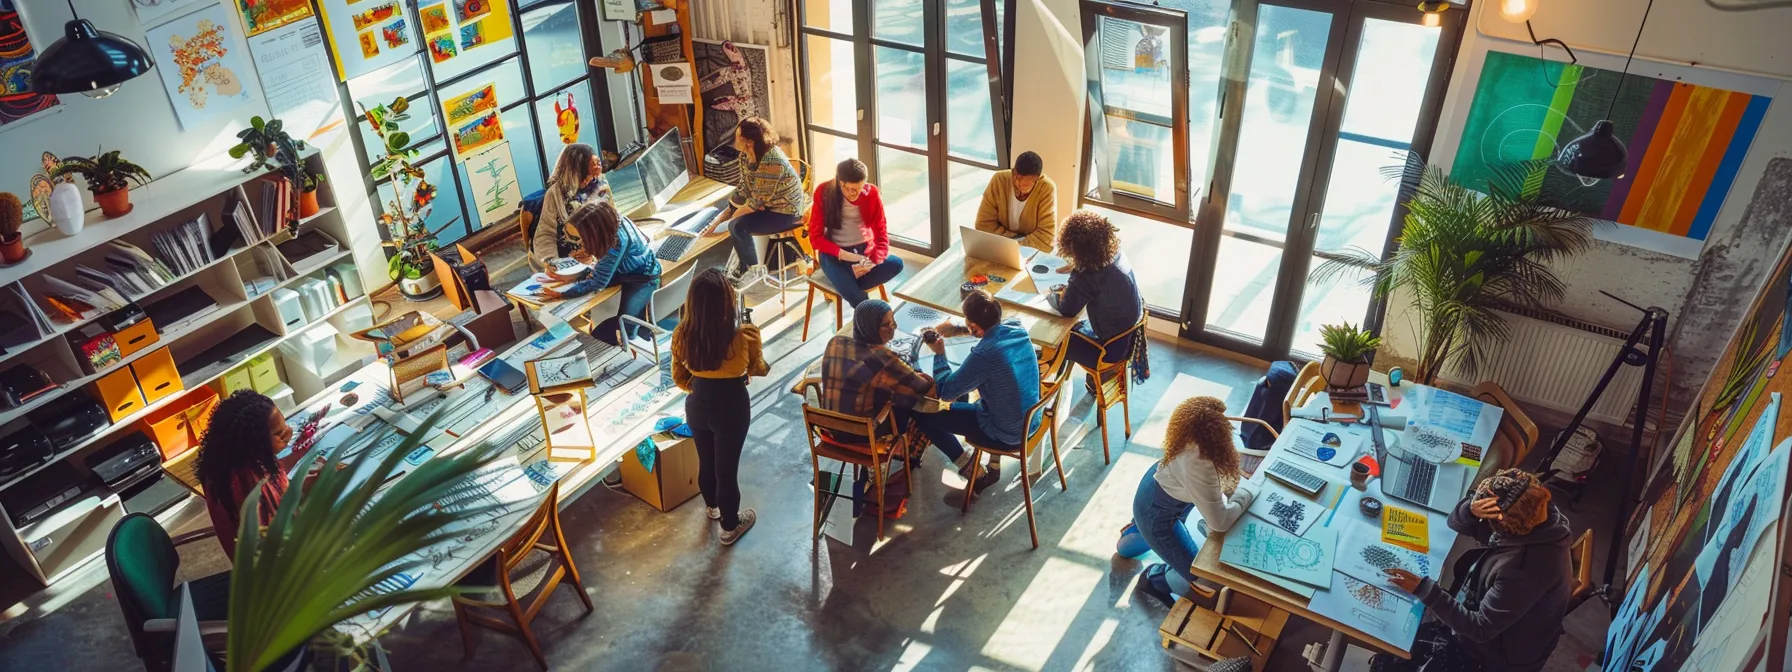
[601,0,635,21]
[233,0,314,37]
[246,15,337,140]
[464,142,522,228]
[443,83,504,159]
[145,4,254,130]
[651,63,695,104]
[315,0,415,81]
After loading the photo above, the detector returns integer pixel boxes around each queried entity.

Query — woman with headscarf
[817,300,935,442]
[1131,396,1256,606]
[1376,469,1574,672]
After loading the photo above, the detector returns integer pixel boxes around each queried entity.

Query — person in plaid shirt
[820,300,935,442]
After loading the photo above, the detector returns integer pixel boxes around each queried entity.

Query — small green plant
[49,149,150,194]
[1318,322,1381,362]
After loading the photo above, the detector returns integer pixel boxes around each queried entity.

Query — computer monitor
[636,128,690,213]
[607,161,649,217]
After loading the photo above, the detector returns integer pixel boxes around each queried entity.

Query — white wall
[1380,0,1792,413]
[1010,0,1087,224]
[1,2,382,291]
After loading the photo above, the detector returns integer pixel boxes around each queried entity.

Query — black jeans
[686,375,750,530]
[728,210,800,266]
[1368,622,1485,672]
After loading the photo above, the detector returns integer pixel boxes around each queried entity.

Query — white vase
[49,183,83,236]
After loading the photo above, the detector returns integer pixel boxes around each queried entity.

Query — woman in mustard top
[672,268,769,545]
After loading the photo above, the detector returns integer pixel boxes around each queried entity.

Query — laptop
[960,225,1025,269]
[1381,424,1472,513]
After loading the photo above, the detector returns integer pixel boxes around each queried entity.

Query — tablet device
[478,359,528,395]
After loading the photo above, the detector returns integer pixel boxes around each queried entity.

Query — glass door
[798,0,1008,255]
[1079,2,1191,222]
[1173,0,1462,360]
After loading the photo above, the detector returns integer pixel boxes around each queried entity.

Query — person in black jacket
[1376,469,1574,672]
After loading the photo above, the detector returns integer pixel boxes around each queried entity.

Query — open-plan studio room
[0,0,1790,670]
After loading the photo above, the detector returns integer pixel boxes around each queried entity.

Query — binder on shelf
[276,230,340,274]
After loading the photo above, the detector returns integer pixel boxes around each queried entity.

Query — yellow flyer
[1382,505,1429,553]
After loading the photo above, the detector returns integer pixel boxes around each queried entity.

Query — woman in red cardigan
[808,158,904,307]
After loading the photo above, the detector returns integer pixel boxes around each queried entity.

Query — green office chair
[106,513,229,672]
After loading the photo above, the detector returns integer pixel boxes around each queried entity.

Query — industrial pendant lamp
[30,0,156,99]
[1558,0,1656,180]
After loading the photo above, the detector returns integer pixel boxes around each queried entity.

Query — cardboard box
[619,433,700,512]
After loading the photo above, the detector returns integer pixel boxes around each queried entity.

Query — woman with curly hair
[196,391,293,559]
[1131,396,1255,605]
[1048,209,1143,372]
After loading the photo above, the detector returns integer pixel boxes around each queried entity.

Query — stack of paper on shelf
[222,189,261,245]
[150,215,216,276]
[40,275,127,321]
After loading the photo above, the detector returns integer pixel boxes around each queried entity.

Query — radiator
[1442,310,1647,426]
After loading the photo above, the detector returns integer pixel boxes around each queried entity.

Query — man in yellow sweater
[974,151,1057,251]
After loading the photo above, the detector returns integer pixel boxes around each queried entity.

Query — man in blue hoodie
[915,290,1042,493]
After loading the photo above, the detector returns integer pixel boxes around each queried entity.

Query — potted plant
[49,148,151,218]
[1317,322,1380,389]
[359,96,442,301]
[222,409,508,671]
[1313,154,1599,385]
[229,116,317,224]
[0,192,25,264]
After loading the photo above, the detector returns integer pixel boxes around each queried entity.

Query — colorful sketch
[466,142,521,228]
[0,0,58,125]
[351,2,399,31]
[427,33,457,63]
[443,83,497,126]
[1219,517,1336,588]
[459,21,489,50]
[357,31,379,58]
[1607,205,1792,669]
[554,92,579,145]
[451,113,504,158]
[380,18,409,48]
[147,5,253,130]
[455,0,493,23]
[1453,51,1772,243]
[419,3,452,34]
[235,0,315,37]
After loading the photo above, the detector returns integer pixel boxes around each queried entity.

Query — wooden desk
[893,244,1077,349]
[1188,376,1503,670]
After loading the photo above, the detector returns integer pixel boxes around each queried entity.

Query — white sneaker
[720,509,757,545]
[707,507,720,520]
[731,264,768,289]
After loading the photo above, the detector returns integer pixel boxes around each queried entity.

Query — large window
[798,0,1008,254]
[345,0,639,247]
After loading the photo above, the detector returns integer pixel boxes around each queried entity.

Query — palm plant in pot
[359,96,443,300]
[1317,322,1380,389]
[223,409,509,671]
[49,149,151,218]
[0,193,26,264]
[1313,153,1599,385]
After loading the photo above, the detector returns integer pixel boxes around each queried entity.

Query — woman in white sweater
[1131,396,1256,605]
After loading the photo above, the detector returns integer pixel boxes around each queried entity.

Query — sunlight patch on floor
[1054,451,1154,560]
[893,639,932,671]
[1132,373,1238,450]
[935,554,988,608]
[980,556,1104,671]
[1071,617,1121,671]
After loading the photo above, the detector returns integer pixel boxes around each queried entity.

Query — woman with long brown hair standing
[1130,396,1257,605]
[671,268,769,544]
[718,117,807,287]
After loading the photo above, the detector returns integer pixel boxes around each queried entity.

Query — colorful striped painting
[1452,51,1771,241]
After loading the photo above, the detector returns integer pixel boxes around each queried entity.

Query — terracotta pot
[95,188,131,218]
[1320,354,1372,390]
[299,189,320,218]
[0,234,24,263]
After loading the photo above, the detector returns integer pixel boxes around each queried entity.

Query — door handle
[857,109,865,121]
[932,122,941,136]
[1308,212,1322,231]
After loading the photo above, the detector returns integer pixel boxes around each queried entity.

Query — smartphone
[477,359,528,395]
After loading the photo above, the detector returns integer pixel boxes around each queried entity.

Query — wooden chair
[1568,529,1595,608]
[1282,361,1323,425]
[795,378,918,541]
[1226,416,1276,478]
[452,482,593,670]
[961,365,1071,549]
[800,269,891,340]
[1469,381,1539,483]
[1071,317,1148,465]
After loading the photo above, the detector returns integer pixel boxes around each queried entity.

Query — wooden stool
[802,269,890,340]
[1159,592,1289,671]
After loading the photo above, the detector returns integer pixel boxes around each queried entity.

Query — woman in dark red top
[807,158,904,307]
[196,391,293,559]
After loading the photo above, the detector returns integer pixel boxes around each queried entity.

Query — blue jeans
[915,402,1014,466]
[817,243,904,307]
[614,273,659,340]
[1067,321,1134,371]
[1133,463,1202,597]
[728,210,799,266]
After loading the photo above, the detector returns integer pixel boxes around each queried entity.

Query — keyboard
[671,206,723,235]
[1394,458,1437,503]
[1266,460,1327,496]
[655,234,696,262]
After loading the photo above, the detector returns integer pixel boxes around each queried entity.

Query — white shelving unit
[0,153,374,585]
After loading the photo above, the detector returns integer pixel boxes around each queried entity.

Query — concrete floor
[0,253,1618,671]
